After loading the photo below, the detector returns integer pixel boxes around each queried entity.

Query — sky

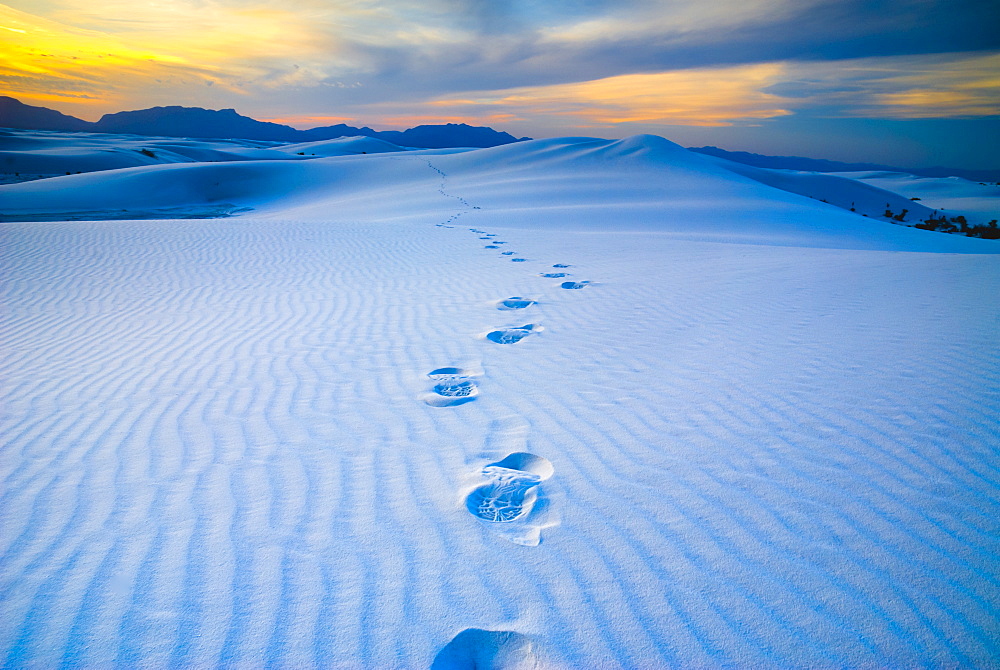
[1,0,998,168]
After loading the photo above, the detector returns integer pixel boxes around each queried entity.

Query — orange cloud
[261,114,358,128]
[866,53,1000,118]
[873,90,999,118]
[412,63,793,128]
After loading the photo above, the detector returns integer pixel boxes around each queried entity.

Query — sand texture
[2,135,999,668]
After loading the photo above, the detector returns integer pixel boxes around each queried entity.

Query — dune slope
[1,135,999,668]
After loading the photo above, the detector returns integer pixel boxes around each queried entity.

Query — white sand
[2,134,998,668]
[0,130,412,184]
[830,171,1000,222]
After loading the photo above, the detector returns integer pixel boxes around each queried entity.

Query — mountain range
[2,96,997,180]
[688,146,1000,183]
[0,96,529,148]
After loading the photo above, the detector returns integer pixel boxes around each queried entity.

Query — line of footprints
[422,223,594,549]
[425,167,578,664]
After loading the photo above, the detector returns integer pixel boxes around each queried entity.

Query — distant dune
[690,145,1000,184]
[0,128,415,184]
[2,131,996,239]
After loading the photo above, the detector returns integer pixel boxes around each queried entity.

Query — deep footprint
[431,629,537,670]
[467,452,554,523]
[424,367,479,407]
[553,264,571,268]
[434,380,478,396]
[540,272,569,278]
[487,325,536,344]
[511,258,527,262]
[497,297,535,310]
[560,281,590,289]
[501,251,514,255]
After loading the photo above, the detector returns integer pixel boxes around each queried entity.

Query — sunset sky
[2,0,998,167]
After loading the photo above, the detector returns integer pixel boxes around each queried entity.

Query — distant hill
[0,96,529,148]
[688,146,1000,183]
[92,106,306,142]
[0,96,92,132]
[376,124,527,150]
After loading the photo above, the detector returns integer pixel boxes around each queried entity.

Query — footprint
[486,325,537,344]
[539,272,569,278]
[560,281,589,289]
[485,245,500,249]
[552,264,571,268]
[501,251,514,256]
[496,297,535,310]
[466,452,554,524]
[464,424,559,546]
[423,367,480,407]
[431,629,538,670]
[510,258,527,262]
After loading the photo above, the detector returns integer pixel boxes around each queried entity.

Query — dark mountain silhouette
[377,124,525,149]
[92,106,304,141]
[298,123,380,142]
[0,97,528,148]
[0,96,92,132]
[689,146,1000,183]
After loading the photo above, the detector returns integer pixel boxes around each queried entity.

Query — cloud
[771,52,1000,119]
[344,0,1000,102]
[398,63,794,128]
[334,52,997,135]
[868,58,1000,119]
[1,0,998,127]
[259,113,360,127]
[539,0,800,44]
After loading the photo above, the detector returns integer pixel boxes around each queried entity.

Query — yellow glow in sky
[0,4,191,109]
[0,2,347,115]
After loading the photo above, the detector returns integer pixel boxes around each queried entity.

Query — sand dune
[1,134,993,252]
[830,170,1000,221]
[276,136,414,157]
[3,128,994,230]
[0,129,412,185]
[1,134,998,667]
